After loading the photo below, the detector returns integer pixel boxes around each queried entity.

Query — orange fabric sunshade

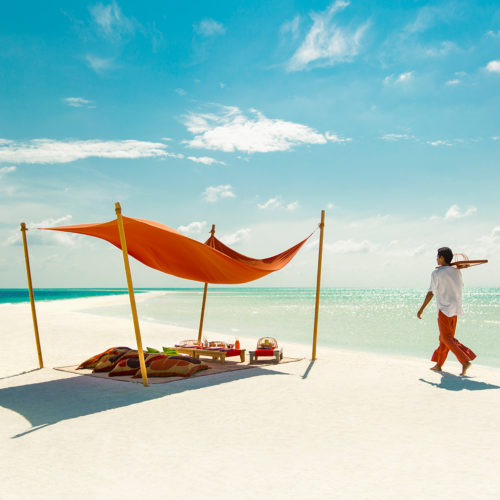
[43,216,310,284]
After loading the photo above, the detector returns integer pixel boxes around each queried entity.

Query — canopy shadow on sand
[419,372,500,392]
[0,367,289,439]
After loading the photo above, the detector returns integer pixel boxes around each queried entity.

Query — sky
[1,0,499,288]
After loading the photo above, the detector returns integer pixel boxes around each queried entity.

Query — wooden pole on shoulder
[115,202,149,387]
[198,224,215,343]
[20,223,44,368]
[312,210,325,361]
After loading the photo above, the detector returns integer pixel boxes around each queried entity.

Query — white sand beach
[1,292,500,500]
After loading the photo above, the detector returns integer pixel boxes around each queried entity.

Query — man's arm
[417,291,434,319]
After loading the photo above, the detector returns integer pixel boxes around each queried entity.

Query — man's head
[437,247,453,266]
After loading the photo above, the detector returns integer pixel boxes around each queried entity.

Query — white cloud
[485,60,500,73]
[220,228,251,246]
[397,71,413,83]
[5,215,77,247]
[85,54,114,72]
[383,72,414,85]
[184,105,350,153]
[380,133,410,141]
[403,4,453,36]
[427,139,451,147]
[194,19,226,36]
[202,184,235,202]
[492,136,500,141]
[444,204,477,220]
[325,131,351,143]
[63,97,94,108]
[175,88,187,96]
[430,204,477,221]
[325,239,378,254]
[90,1,134,40]
[326,202,334,209]
[477,226,500,255]
[257,197,298,211]
[424,40,457,57]
[287,1,368,72]
[0,166,16,177]
[258,197,282,210]
[281,15,301,39]
[0,138,173,164]
[187,156,225,166]
[446,79,461,86]
[486,30,500,38]
[177,221,207,235]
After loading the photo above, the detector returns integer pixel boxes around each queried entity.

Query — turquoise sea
[2,288,499,368]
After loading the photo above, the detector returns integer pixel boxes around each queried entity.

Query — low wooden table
[175,347,246,364]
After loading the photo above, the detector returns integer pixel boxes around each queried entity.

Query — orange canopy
[43,216,310,284]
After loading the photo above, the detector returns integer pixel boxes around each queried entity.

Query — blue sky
[1,0,499,288]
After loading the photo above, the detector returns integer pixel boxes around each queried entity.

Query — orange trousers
[431,311,476,366]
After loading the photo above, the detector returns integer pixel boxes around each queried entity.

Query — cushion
[108,353,164,377]
[254,348,276,356]
[93,348,133,373]
[77,346,131,370]
[134,356,208,378]
[162,347,179,356]
[109,356,141,377]
[167,355,201,364]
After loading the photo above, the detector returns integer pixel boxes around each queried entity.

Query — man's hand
[417,291,434,320]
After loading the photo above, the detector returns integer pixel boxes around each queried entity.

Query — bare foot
[460,361,471,376]
[430,364,442,372]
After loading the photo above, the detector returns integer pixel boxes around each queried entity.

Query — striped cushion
[77,346,131,370]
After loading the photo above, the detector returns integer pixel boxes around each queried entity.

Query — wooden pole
[20,223,44,368]
[198,224,215,342]
[115,202,149,387]
[312,210,325,360]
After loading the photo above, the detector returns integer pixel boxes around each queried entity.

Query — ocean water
[0,288,131,304]
[3,288,499,368]
[82,287,500,368]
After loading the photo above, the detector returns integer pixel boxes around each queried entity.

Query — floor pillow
[77,346,131,370]
[93,347,133,372]
[134,357,208,378]
[108,353,164,377]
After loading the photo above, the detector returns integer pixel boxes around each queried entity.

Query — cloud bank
[287,0,367,72]
[184,105,350,153]
[0,139,172,164]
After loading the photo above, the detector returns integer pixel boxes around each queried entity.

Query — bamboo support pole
[312,210,325,360]
[115,203,148,387]
[198,224,215,342]
[20,223,44,368]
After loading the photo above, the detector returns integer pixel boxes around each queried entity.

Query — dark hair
[437,247,453,264]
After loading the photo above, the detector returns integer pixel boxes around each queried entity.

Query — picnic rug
[54,356,303,384]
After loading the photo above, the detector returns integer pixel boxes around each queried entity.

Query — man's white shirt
[429,266,464,317]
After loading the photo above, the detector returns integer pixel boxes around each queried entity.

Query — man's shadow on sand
[0,366,288,439]
[420,371,500,392]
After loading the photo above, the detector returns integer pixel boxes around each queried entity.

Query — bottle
[235,339,240,350]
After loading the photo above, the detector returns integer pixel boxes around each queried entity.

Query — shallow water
[81,287,500,368]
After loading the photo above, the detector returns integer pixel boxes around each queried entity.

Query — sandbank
[1,292,499,499]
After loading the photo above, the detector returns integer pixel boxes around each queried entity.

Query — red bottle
[235,339,240,350]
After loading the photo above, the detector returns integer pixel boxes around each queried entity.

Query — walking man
[417,247,476,376]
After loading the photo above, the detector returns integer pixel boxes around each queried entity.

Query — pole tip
[115,202,122,214]
[20,222,27,231]
[210,224,216,234]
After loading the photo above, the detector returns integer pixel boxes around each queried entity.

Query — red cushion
[255,348,276,356]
